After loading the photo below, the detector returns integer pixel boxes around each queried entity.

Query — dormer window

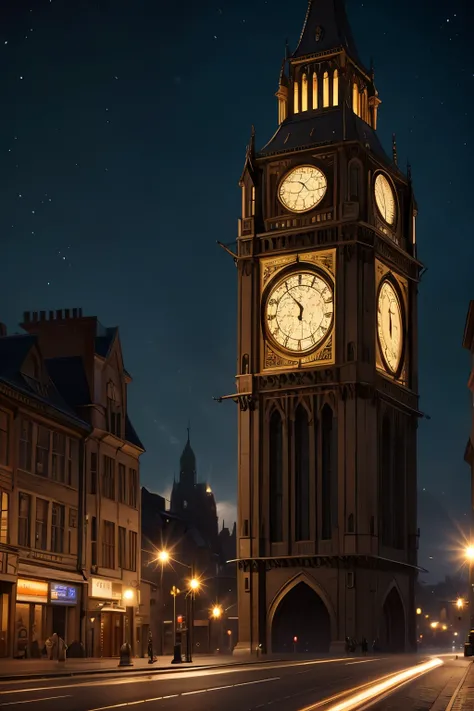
[106,381,122,438]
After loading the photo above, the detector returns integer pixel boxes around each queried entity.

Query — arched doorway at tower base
[381,587,406,653]
[271,581,331,654]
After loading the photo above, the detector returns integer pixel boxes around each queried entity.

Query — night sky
[1,0,473,579]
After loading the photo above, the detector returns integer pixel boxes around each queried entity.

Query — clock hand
[286,287,303,317]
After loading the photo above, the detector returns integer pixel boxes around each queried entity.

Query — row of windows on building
[90,517,137,572]
[290,70,370,122]
[7,417,79,487]
[90,453,138,508]
[16,490,77,555]
[268,404,337,543]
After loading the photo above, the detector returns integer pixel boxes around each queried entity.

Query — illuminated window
[363,88,368,121]
[353,83,359,115]
[333,69,339,106]
[312,72,318,109]
[323,71,329,107]
[251,186,256,216]
[0,492,8,544]
[301,73,308,111]
[294,80,299,114]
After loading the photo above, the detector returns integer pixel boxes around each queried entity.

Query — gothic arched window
[352,83,359,116]
[333,69,339,106]
[380,414,392,546]
[294,80,299,114]
[312,72,318,109]
[269,410,284,542]
[301,73,308,112]
[394,423,406,549]
[321,404,337,539]
[323,71,330,108]
[295,405,310,541]
[349,161,361,201]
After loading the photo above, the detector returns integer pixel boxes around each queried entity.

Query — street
[0,654,466,711]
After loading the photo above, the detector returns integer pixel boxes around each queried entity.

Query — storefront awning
[18,563,86,584]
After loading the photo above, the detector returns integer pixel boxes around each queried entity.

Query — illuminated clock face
[265,271,334,354]
[377,280,403,374]
[278,165,327,213]
[374,173,396,226]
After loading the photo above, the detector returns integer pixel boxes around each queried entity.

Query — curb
[445,660,474,711]
[0,657,284,683]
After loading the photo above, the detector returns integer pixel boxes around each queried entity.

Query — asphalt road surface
[0,654,462,711]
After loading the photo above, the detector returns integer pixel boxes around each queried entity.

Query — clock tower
[232,0,422,654]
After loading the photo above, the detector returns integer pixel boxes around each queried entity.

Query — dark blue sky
[1,0,473,576]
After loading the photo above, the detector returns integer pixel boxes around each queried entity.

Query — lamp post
[466,546,474,629]
[155,550,200,664]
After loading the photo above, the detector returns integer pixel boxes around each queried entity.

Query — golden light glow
[301,658,443,711]
[323,71,329,107]
[265,271,334,354]
[456,598,465,609]
[157,550,170,563]
[454,632,458,636]
[302,74,308,112]
[294,80,299,114]
[430,622,439,629]
[123,588,134,601]
[352,83,359,115]
[206,485,212,494]
[189,578,200,591]
[466,546,474,561]
[377,280,403,374]
[312,72,318,109]
[278,165,327,214]
[333,70,339,106]
[416,608,422,615]
[374,173,396,226]
[212,605,222,619]
[442,624,448,631]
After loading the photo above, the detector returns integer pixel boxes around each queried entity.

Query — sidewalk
[447,659,474,710]
[0,653,274,681]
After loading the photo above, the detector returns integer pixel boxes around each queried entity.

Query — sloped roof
[258,108,404,178]
[46,356,91,407]
[125,414,145,450]
[95,327,118,358]
[0,335,90,429]
[293,0,366,71]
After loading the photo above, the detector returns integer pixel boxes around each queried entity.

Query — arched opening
[301,74,308,112]
[271,582,331,653]
[295,405,310,541]
[321,404,337,539]
[312,72,318,109]
[352,83,359,115]
[269,410,284,542]
[323,71,329,108]
[333,69,339,106]
[294,80,299,114]
[382,587,406,652]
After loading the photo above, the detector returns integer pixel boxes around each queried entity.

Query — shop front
[14,575,82,658]
[87,577,136,657]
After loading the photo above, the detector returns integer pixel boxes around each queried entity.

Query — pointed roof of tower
[292,0,364,69]
[179,426,196,476]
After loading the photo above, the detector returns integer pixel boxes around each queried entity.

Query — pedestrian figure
[148,631,157,664]
[361,638,368,655]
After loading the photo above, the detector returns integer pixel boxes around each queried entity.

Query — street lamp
[212,605,222,619]
[466,546,474,628]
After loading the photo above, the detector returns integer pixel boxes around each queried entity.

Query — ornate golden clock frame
[260,248,336,371]
[375,259,408,385]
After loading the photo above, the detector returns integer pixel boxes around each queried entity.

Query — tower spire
[292,0,365,70]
